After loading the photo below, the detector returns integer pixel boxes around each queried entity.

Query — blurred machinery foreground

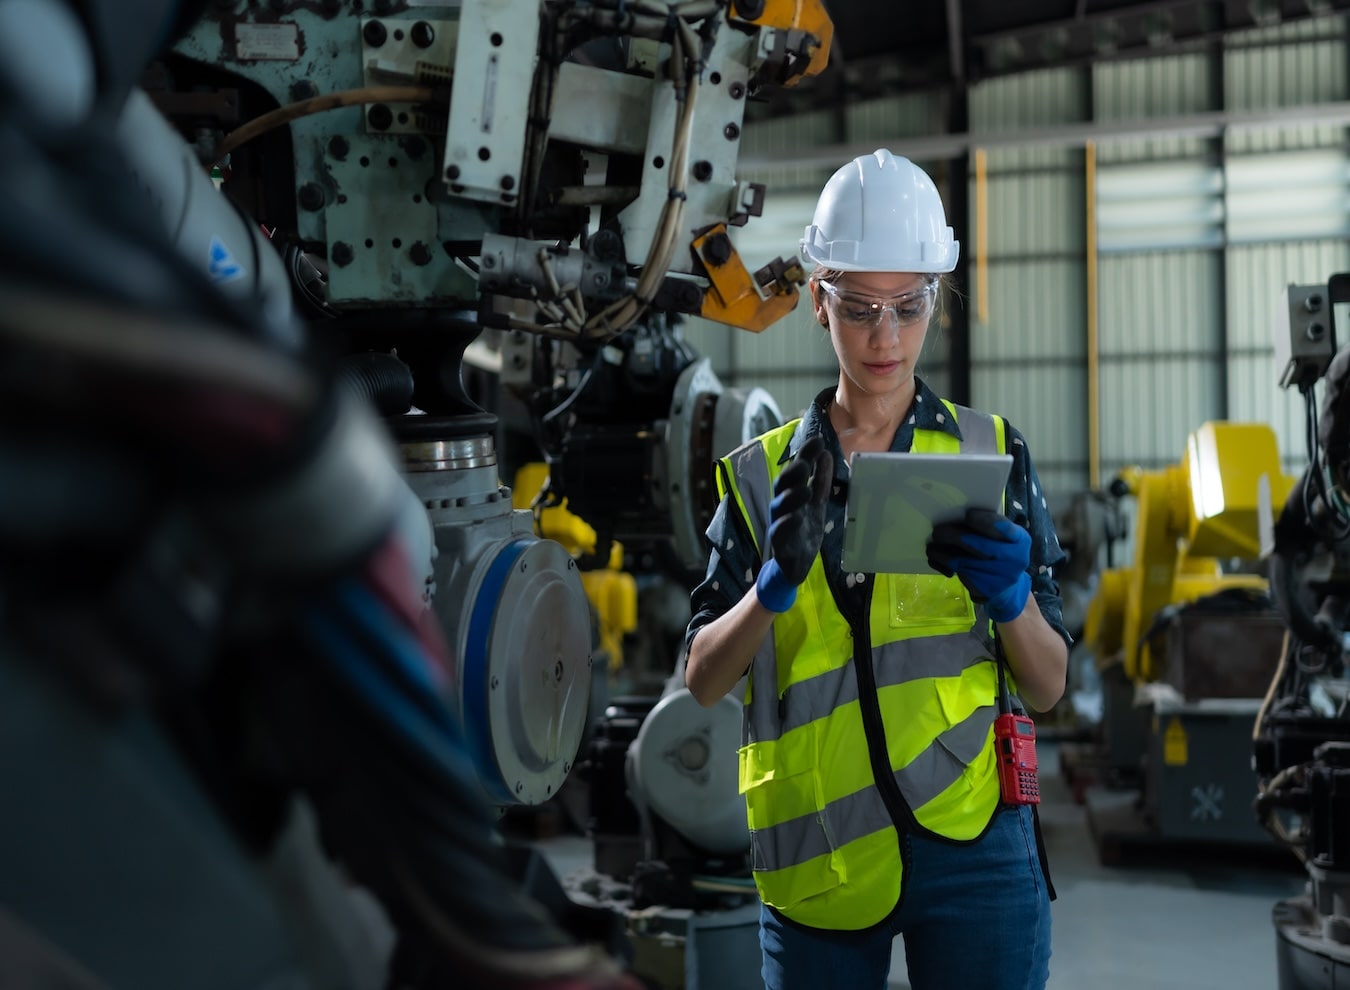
[0,0,833,987]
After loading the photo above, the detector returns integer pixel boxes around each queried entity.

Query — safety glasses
[818,278,939,329]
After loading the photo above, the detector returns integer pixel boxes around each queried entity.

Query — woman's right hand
[756,435,833,611]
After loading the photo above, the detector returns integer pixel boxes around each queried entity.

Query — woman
[683,149,1069,990]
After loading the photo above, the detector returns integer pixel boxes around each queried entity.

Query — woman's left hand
[927,508,1031,623]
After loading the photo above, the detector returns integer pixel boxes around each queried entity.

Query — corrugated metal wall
[1092,53,1220,479]
[970,69,1087,496]
[705,15,1350,494]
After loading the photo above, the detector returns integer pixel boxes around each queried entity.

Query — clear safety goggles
[818,277,939,329]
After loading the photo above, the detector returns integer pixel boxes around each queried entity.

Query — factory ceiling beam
[741,99,1350,167]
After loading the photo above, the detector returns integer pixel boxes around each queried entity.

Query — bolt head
[362,19,387,47]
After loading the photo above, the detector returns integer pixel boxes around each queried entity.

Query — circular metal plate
[470,539,592,805]
[666,357,723,569]
[630,688,749,855]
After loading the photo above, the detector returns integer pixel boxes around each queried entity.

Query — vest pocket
[738,745,843,909]
[884,573,975,636]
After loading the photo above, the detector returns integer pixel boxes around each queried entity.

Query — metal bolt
[702,232,733,267]
[483,256,495,269]
[515,781,523,793]
[331,241,354,267]
[478,146,492,161]
[554,660,564,682]
[446,164,461,180]
[491,676,499,689]
[363,19,387,47]
[723,122,741,141]
[289,80,318,101]
[367,103,393,131]
[500,174,515,190]
[729,81,746,100]
[328,135,349,160]
[411,20,435,48]
[297,182,324,211]
[410,241,432,266]
[692,160,713,182]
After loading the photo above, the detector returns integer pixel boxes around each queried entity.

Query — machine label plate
[1164,717,1189,766]
[233,23,300,62]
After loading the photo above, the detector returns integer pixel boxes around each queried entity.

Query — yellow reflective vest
[717,398,1010,931]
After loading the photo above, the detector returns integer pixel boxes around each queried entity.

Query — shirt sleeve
[1003,422,1073,649]
[685,493,760,654]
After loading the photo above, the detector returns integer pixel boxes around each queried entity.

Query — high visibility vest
[717,398,1009,931]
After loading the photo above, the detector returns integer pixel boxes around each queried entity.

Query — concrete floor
[887,745,1305,990]
[535,743,1307,990]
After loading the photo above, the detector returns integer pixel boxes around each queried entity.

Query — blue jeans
[759,805,1051,990]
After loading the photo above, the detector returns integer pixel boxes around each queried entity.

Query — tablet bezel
[840,451,1013,574]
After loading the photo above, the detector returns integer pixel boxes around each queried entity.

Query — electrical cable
[582,61,700,340]
[300,579,465,779]
[1301,384,1350,539]
[213,85,440,164]
[1254,629,1293,743]
[0,288,315,414]
[533,348,608,462]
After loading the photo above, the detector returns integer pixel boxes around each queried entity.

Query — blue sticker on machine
[208,236,244,282]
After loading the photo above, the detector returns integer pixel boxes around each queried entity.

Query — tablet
[840,452,1013,574]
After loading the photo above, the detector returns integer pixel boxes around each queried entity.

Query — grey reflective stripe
[953,405,998,455]
[751,780,891,872]
[750,704,996,874]
[727,441,782,744]
[727,442,771,554]
[745,637,780,745]
[747,631,992,744]
[895,704,995,807]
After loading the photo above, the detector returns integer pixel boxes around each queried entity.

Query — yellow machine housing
[513,463,638,670]
[1084,422,1298,683]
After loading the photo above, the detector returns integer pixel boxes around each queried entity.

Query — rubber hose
[338,353,415,418]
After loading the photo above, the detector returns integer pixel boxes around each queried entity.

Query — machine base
[1274,895,1350,990]
[1084,785,1294,868]
[562,868,763,990]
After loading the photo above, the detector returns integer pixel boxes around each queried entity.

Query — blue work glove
[756,435,833,613]
[927,508,1031,623]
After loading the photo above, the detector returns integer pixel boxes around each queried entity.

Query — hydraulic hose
[338,353,416,418]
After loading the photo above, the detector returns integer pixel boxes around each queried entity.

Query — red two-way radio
[993,633,1040,805]
[994,712,1040,805]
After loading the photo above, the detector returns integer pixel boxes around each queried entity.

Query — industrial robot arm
[1255,279,1350,990]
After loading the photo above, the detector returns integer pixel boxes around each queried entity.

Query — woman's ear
[809,283,828,327]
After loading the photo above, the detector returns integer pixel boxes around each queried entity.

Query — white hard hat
[800,149,959,274]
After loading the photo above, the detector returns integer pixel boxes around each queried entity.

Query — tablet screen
[841,452,1013,574]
